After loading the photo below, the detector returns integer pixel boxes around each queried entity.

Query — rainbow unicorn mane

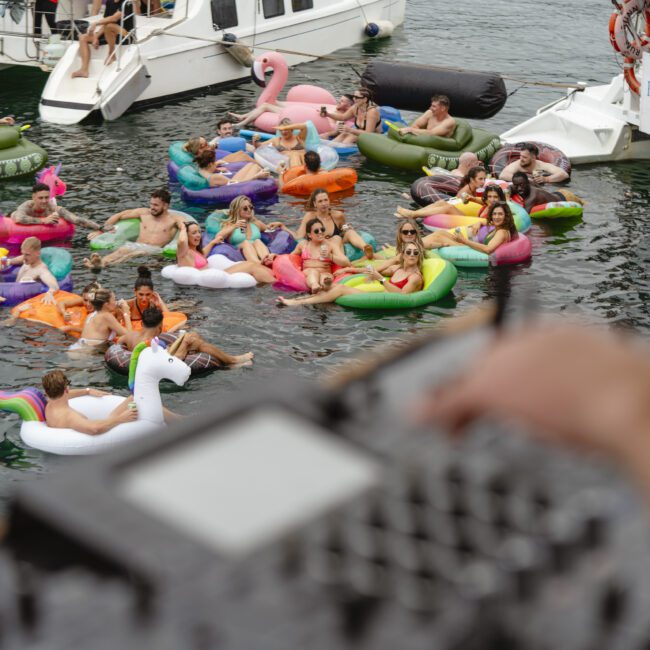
[0,388,47,422]
[128,341,150,392]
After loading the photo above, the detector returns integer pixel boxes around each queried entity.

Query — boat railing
[114,0,138,71]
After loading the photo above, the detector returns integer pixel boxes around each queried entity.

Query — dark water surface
[0,0,647,496]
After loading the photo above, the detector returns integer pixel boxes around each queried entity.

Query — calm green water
[0,0,648,496]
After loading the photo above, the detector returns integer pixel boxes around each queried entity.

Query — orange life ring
[624,57,642,94]
[280,167,358,197]
[11,290,187,337]
[610,0,650,59]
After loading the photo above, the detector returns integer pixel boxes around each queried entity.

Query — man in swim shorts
[3,237,59,304]
[12,182,101,231]
[398,94,456,138]
[510,172,583,214]
[85,188,185,269]
[499,142,570,184]
[117,306,254,367]
[42,369,137,435]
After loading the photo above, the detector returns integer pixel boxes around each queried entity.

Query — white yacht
[0,0,405,124]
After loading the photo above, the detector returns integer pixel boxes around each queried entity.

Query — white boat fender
[222,33,254,67]
[365,20,395,38]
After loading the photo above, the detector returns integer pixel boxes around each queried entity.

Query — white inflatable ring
[19,395,161,455]
[161,255,257,289]
[611,0,650,59]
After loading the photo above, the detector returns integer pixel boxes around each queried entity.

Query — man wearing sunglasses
[398,94,456,138]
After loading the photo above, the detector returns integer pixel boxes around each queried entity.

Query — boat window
[291,0,313,10]
[211,0,238,29]
[262,0,284,18]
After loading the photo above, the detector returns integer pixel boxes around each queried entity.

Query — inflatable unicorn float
[249,51,338,134]
[0,338,191,455]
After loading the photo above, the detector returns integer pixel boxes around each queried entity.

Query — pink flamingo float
[250,52,337,134]
[0,163,72,246]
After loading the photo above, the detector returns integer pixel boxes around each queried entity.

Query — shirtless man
[451,152,481,177]
[42,369,137,435]
[85,188,184,269]
[208,118,259,159]
[398,94,456,138]
[3,237,58,304]
[499,142,569,184]
[117,306,254,367]
[12,182,101,231]
[510,172,583,214]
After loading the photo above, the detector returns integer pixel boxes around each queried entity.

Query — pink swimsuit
[194,251,208,270]
[301,245,332,264]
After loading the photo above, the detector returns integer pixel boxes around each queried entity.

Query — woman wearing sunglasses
[277,242,424,306]
[291,218,349,293]
[321,88,381,144]
[271,188,372,260]
[212,196,275,264]
[176,220,276,284]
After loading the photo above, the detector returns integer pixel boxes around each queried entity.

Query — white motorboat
[501,1,650,164]
[0,0,405,124]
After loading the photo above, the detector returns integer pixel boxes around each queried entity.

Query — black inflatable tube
[361,61,507,119]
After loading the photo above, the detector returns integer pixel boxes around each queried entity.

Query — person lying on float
[397,94,456,138]
[499,142,569,184]
[3,237,58,305]
[12,182,101,231]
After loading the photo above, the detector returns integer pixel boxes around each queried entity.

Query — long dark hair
[134,266,154,291]
[488,201,517,238]
[482,184,506,205]
[306,188,329,211]
[459,166,485,190]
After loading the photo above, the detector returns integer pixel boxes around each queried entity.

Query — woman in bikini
[278,241,424,306]
[125,266,169,328]
[69,288,131,351]
[321,88,381,144]
[262,118,308,168]
[291,218,345,293]
[423,201,517,253]
[395,166,488,220]
[210,196,277,265]
[195,149,269,187]
[176,220,276,284]
[270,188,371,261]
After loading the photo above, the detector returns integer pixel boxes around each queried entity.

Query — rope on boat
[140,28,589,91]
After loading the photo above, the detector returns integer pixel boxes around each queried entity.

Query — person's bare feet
[228,111,244,121]
[83,253,103,270]
[229,351,254,367]
[363,244,374,260]
[321,276,333,291]
[257,169,271,179]
[276,296,298,307]
[395,206,413,219]
[71,69,89,78]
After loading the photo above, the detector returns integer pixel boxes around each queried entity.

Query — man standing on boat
[398,95,456,138]
[85,188,184,269]
[12,183,101,231]
[499,143,569,184]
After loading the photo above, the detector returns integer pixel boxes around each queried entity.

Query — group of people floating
[1,88,584,438]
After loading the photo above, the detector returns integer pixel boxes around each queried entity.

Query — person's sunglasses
[241,205,253,211]
[312,228,325,234]
[401,229,417,235]
[353,94,364,99]
[404,249,420,256]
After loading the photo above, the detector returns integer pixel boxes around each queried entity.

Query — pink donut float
[0,214,75,246]
[251,52,336,134]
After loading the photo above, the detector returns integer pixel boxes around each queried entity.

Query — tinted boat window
[263,0,284,18]
[292,0,313,10]
[211,0,238,29]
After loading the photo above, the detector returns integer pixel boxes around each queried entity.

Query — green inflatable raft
[357,119,501,172]
[0,126,48,180]
[335,257,457,309]
[90,212,196,259]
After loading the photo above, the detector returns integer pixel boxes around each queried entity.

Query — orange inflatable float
[11,291,187,337]
[280,165,358,197]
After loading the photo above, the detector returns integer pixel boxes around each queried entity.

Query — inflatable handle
[422,166,433,176]
[384,120,401,131]
[20,125,31,132]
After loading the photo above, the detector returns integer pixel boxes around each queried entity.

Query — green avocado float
[357,118,501,172]
[0,126,48,180]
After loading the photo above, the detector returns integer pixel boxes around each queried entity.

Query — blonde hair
[21,236,41,252]
[399,240,425,272]
[184,137,204,157]
[225,196,253,225]
[395,219,423,254]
